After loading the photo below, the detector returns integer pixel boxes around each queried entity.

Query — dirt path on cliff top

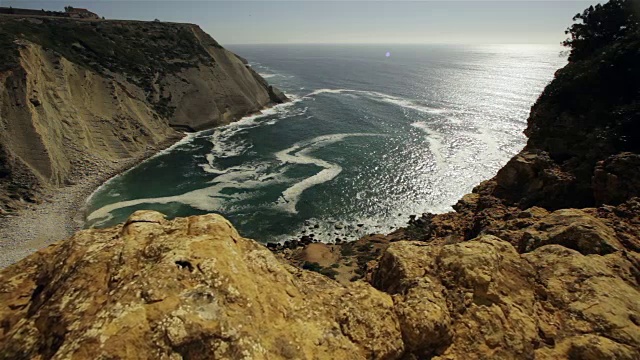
[0,138,183,269]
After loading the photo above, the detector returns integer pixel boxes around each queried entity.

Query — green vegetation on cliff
[0,17,222,117]
[542,0,640,151]
[563,0,639,62]
[514,0,640,208]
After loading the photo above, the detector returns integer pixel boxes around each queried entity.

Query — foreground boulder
[2,210,638,359]
[0,211,404,359]
[373,236,640,359]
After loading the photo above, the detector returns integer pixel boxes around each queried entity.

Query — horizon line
[225,42,566,46]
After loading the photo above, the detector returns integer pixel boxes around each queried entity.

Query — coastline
[0,134,184,269]
[0,101,291,269]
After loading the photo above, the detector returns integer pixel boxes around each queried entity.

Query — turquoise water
[85,44,566,243]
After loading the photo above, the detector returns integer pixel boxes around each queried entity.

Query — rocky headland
[1,1,639,359]
[0,15,287,265]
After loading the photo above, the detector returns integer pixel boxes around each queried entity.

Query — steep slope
[276,2,640,357]
[0,16,287,213]
[283,0,640,279]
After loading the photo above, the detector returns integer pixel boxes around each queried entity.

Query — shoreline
[0,134,184,269]
[0,101,290,270]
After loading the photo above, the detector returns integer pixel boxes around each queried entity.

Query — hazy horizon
[2,1,598,46]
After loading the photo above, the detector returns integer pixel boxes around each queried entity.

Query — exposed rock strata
[0,16,287,213]
[373,236,640,359]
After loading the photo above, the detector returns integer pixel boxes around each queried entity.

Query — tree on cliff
[563,0,639,61]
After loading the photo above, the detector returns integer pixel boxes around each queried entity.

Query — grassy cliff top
[0,16,221,87]
[0,16,230,118]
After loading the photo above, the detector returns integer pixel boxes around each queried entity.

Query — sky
[1,1,599,45]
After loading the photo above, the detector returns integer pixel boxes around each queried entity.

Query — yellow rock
[372,236,640,359]
[0,211,404,359]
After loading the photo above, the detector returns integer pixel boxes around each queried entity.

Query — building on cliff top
[64,6,99,19]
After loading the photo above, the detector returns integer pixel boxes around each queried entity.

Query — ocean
[84,44,567,243]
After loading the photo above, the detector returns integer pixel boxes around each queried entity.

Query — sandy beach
[0,136,183,269]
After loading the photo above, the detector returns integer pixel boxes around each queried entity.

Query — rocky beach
[0,15,287,268]
[0,135,183,268]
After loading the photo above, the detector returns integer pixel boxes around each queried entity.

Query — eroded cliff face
[0,16,287,213]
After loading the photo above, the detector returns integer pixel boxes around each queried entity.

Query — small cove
[85,44,567,243]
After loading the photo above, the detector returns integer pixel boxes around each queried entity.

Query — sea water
[85,44,566,243]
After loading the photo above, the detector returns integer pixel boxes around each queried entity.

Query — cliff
[277,2,640,357]
[0,16,287,214]
[1,213,638,359]
[1,2,639,359]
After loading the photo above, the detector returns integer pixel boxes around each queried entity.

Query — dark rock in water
[309,234,315,238]
[357,223,364,227]
[314,224,320,229]
[284,240,300,249]
[300,236,312,245]
[335,238,342,244]
[266,242,278,249]
[234,53,249,64]
[267,85,289,104]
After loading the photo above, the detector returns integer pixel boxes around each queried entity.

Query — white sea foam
[303,88,351,97]
[259,73,278,78]
[87,97,302,221]
[411,120,508,180]
[87,165,285,225]
[197,95,312,177]
[366,91,448,114]
[411,122,447,171]
[274,133,381,213]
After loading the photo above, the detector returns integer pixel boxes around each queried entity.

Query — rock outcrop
[0,16,287,213]
[373,236,640,359]
[2,210,638,359]
[278,2,640,357]
[0,211,404,359]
